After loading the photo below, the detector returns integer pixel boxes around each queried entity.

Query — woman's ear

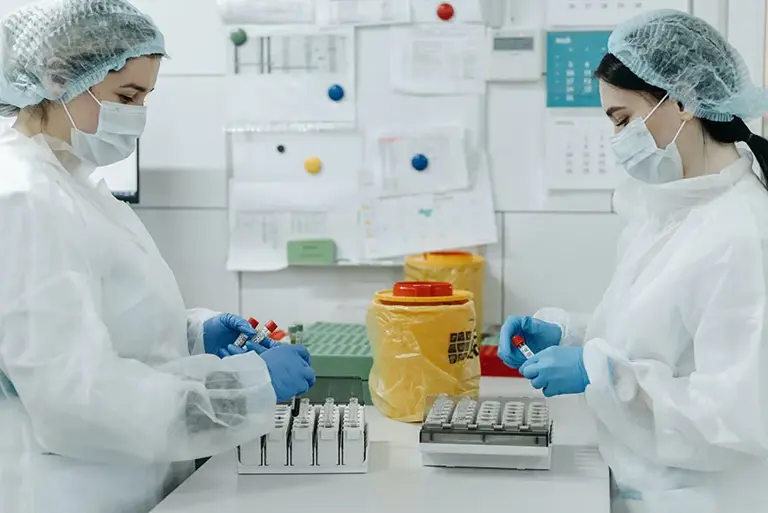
[676,101,694,122]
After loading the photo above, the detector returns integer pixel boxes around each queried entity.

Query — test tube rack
[237,397,369,474]
[419,395,553,470]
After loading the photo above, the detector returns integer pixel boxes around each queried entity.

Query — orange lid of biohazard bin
[376,281,473,306]
[424,251,474,263]
[407,251,485,267]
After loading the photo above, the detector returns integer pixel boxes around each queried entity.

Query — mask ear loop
[669,119,687,146]
[644,93,670,122]
[86,89,103,106]
[60,101,78,130]
[61,89,102,130]
[644,93,687,148]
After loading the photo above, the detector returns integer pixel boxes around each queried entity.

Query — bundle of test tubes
[419,395,553,470]
[237,397,369,474]
[234,318,278,348]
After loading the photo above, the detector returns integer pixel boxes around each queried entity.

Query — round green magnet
[230,28,248,47]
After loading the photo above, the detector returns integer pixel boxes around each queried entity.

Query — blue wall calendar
[546,30,611,108]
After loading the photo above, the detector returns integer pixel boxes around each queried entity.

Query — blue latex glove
[221,337,282,358]
[498,316,562,369]
[260,344,317,402]
[203,313,261,359]
[519,346,589,397]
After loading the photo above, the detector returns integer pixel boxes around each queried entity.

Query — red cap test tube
[512,335,535,360]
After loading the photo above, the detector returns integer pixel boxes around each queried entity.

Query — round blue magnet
[328,84,345,102]
[411,154,429,171]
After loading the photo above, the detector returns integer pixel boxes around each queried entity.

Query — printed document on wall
[316,0,411,26]
[227,181,359,271]
[218,0,315,24]
[371,126,470,197]
[361,153,497,259]
[390,25,488,95]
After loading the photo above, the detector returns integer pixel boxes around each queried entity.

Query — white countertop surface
[152,378,610,513]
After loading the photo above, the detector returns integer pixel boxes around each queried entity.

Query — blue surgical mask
[62,90,146,167]
[610,94,687,184]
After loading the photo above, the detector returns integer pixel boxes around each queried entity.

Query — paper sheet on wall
[218,0,315,24]
[227,181,362,271]
[370,126,470,197]
[316,0,411,26]
[234,26,355,76]
[390,25,488,95]
[361,153,497,259]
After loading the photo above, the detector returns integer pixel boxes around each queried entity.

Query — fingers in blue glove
[244,340,270,355]
[519,348,544,375]
[520,346,589,398]
[498,316,525,366]
[302,366,317,388]
[221,313,258,336]
[499,316,563,370]
[293,344,311,365]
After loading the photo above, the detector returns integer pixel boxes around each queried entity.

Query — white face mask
[610,94,687,184]
[62,90,146,167]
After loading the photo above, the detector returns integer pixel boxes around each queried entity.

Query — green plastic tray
[303,322,372,403]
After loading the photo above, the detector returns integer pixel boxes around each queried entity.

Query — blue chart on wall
[546,31,611,108]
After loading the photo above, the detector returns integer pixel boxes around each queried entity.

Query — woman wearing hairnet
[500,10,768,513]
[0,1,316,512]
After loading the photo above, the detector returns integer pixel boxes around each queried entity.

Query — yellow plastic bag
[405,252,486,333]
[367,282,481,422]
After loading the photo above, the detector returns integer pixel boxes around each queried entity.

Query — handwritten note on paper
[316,0,411,26]
[361,153,497,259]
[227,180,372,270]
[372,126,470,198]
[390,24,488,95]
[227,211,290,271]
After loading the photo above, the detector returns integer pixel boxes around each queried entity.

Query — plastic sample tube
[234,317,260,348]
[512,335,534,359]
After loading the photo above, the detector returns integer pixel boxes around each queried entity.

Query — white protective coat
[0,125,276,513]
[537,151,768,513]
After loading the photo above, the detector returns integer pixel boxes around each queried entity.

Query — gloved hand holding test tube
[235,318,278,349]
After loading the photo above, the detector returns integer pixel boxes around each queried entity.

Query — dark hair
[595,53,768,186]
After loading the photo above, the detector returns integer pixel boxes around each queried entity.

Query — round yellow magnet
[304,156,322,174]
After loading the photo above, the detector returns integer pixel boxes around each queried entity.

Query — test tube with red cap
[256,320,279,345]
[513,335,535,360]
[234,317,260,348]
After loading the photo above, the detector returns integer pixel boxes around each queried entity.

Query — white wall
[2,0,762,328]
[132,0,765,328]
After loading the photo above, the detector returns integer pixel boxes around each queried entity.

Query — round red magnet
[437,2,454,21]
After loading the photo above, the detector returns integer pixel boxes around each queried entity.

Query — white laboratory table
[151,378,610,513]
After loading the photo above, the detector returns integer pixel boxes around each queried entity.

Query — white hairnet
[0,0,166,117]
[609,9,768,122]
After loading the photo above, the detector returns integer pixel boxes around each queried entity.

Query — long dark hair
[595,53,768,186]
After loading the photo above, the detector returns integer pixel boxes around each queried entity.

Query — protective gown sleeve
[0,191,276,464]
[533,307,590,347]
[186,308,218,355]
[582,236,768,472]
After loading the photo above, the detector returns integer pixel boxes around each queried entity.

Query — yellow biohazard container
[367,281,481,422]
[405,251,486,333]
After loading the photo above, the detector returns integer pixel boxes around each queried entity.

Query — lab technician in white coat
[499,9,768,513]
[0,1,316,512]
